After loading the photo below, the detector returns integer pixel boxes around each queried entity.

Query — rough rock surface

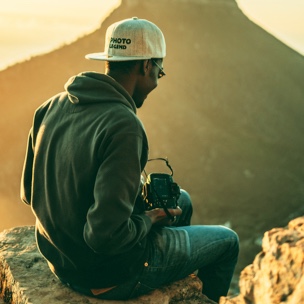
[0,226,216,304]
[221,217,304,304]
[1,218,304,303]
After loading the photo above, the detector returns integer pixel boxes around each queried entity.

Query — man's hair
[106,58,162,75]
[106,60,141,75]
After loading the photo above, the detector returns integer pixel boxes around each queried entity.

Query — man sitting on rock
[20,17,239,303]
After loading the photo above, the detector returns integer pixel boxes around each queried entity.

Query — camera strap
[151,187,175,221]
[144,157,174,177]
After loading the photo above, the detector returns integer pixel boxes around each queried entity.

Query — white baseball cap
[85,17,166,61]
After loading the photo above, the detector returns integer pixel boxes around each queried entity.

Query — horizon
[0,0,303,71]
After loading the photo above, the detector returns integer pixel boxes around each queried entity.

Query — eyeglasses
[152,60,166,79]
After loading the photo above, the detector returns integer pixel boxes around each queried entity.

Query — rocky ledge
[0,226,214,304]
[0,217,303,304]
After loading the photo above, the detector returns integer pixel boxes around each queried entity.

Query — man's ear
[140,60,150,76]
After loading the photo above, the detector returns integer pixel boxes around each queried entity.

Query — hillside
[1,0,304,277]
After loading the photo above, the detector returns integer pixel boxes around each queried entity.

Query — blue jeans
[65,191,239,303]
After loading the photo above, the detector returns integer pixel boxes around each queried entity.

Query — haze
[0,0,303,71]
[0,0,121,70]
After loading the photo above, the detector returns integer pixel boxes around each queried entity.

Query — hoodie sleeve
[20,94,59,205]
[20,99,53,205]
[83,121,151,256]
[20,129,34,205]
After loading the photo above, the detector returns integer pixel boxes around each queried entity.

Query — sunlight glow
[1,0,303,71]
[236,0,304,55]
[0,0,121,70]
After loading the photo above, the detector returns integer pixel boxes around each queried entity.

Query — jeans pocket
[128,281,156,299]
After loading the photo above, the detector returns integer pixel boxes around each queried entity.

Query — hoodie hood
[64,72,137,113]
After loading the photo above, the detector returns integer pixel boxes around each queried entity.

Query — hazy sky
[0,0,303,71]
[236,0,304,56]
[0,0,121,70]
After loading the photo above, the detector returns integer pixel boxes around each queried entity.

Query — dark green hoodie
[21,72,152,288]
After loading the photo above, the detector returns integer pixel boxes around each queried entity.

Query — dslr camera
[142,173,180,211]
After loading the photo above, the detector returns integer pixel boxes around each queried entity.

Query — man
[21,17,239,303]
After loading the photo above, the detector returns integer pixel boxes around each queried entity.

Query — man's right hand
[145,207,182,226]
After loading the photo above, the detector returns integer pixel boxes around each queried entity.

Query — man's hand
[145,207,182,226]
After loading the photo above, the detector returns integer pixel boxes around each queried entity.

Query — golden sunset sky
[1,0,303,71]
[236,0,304,56]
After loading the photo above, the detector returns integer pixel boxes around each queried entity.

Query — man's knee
[176,190,193,226]
[222,227,239,259]
[178,190,192,209]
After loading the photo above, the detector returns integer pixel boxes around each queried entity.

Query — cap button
[132,17,138,20]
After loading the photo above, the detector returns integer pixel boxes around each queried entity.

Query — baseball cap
[85,17,166,61]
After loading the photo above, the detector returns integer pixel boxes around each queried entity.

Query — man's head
[85,17,166,108]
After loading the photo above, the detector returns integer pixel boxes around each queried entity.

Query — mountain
[1,0,304,276]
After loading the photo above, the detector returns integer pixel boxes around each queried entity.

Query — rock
[3,218,303,304]
[0,226,215,304]
[221,217,304,304]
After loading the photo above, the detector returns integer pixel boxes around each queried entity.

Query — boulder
[0,226,215,304]
[2,217,304,304]
[221,217,304,304]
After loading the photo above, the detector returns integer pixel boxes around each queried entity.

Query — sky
[0,0,121,70]
[0,0,303,71]
[236,0,304,56]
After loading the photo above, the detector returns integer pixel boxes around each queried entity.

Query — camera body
[142,173,180,210]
